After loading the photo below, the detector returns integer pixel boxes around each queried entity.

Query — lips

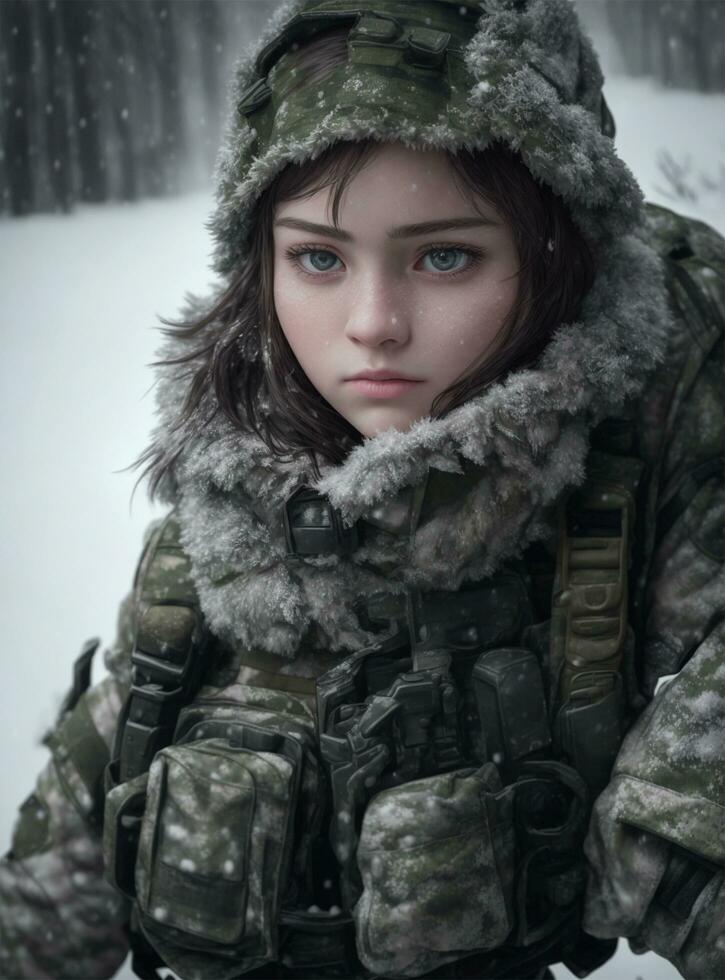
[345,369,422,381]
[346,377,422,399]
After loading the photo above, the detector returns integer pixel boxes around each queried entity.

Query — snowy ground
[2,73,723,980]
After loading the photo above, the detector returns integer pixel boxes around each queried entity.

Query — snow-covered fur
[148,0,671,660]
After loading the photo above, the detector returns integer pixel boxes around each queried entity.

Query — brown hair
[134,31,594,500]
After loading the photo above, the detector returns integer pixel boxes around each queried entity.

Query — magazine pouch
[353,762,515,978]
[133,720,304,980]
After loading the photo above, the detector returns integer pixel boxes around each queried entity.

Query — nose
[344,271,410,348]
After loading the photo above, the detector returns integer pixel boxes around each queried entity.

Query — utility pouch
[353,762,514,978]
[472,647,551,781]
[555,670,626,799]
[133,725,303,976]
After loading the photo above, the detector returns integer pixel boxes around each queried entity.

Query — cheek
[273,266,343,373]
[418,279,517,359]
[273,266,316,358]
[273,264,298,336]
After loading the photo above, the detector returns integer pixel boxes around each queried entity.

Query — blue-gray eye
[302,250,341,272]
[423,248,469,273]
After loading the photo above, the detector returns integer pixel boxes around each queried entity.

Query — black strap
[655,843,718,921]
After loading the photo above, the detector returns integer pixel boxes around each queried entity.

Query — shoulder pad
[645,203,725,352]
[134,511,199,609]
[645,202,725,269]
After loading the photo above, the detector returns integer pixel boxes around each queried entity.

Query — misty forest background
[1,0,276,215]
[2,0,725,217]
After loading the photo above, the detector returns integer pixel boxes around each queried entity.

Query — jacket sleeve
[583,215,725,978]
[0,532,156,979]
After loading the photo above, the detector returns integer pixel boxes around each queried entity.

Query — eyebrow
[273,216,499,241]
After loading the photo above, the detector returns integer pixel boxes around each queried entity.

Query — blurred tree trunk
[152,1,184,197]
[696,1,725,92]
[38,0,73,212]
[1,0,283,215]
[606,0,725,92]
[196,0,224,171]
[60,0,106,202]
[105,1,138,202]
[3,1,35,215]
[0,6,6,212]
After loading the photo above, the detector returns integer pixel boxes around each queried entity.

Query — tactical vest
[93,434,645,980]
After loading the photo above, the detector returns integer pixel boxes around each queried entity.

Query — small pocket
[135,736,298,958]
[354,763,514,978]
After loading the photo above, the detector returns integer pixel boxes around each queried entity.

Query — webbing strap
[655,843,718,921]
[552,478,634,704]
[116,513,206,782]
[550,451,643,797]
[232,660,317,697]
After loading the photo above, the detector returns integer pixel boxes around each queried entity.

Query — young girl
[2,1,724,978]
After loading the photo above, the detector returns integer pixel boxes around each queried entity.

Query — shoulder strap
[550,447,644,797]
[111,512,207,783]
[551,449,643,701]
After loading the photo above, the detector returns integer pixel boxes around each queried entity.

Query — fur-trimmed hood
[147,0,671,661]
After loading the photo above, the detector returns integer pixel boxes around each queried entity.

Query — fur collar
[146,0,672,659]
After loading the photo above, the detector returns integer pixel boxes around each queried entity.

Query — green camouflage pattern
[582,205,725,975]
[354,763,514,977]
[244,1,483,156]
[1,204,724,978]
[0,672,131,979]
[136,740,297,978]
[169,682,324,891]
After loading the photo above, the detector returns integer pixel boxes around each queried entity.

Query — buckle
[132,603,199,687]
[284,485,359,557]
[120,683,185,781]
[513,760,588,851]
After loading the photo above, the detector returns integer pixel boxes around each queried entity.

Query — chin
[356,415,417,439]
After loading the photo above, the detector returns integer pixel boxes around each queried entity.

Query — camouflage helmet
[211,0,633,278]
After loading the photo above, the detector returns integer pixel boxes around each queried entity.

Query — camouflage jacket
[1,204,723,979]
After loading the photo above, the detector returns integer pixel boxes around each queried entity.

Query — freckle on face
[272,142,519,439]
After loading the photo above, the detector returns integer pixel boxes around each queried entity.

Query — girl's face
[273,142,519,438]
